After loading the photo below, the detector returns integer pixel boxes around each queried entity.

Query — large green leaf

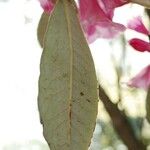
[146,88,150,123]
[38,0,98,149]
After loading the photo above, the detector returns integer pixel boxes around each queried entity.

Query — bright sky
[0,0,149,149]
[0,0,47,148]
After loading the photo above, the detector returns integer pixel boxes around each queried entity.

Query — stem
[99,85,146,150]
[51,0,57,3]
[129,0,150,8]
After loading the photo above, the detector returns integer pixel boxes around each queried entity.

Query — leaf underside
[38,0,98,149]
[37,12,49,48]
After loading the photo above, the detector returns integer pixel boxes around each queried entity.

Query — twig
[129,0,150,8]
[99,85,146,150]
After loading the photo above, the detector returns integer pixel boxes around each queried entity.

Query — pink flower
[97,0,128,20]
[129,38,150,52]
[128,65,150,90]
[127,16,150,35]
[128,16,150,52]
[39,0,54,13]
[79,0,126,43]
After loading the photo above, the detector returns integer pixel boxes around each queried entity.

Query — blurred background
[0,0,150,149]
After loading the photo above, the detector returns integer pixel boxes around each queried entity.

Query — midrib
[63,0,74,144]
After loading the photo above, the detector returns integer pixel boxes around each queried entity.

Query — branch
[99,85,146,150]
[129,0,150,8]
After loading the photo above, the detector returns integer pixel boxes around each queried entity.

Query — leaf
[38,0,98,150]
[37,12,49,47]
[146,88,150,123]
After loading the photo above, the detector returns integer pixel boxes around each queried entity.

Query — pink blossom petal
[128,65,150,90]
[129,38,150,52]
[113,0,129,7]
[97,0,114,19]
[79,0,126,43]
[97,0,128,20]
[85,21,125,43]
[39,0,54,13]
[127,16,150,35]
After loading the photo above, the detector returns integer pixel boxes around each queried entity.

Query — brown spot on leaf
[86,99,91,103]
[80,92,84,96]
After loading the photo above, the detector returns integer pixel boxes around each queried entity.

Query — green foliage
[38,0,98,149]
[37,12,49,48]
